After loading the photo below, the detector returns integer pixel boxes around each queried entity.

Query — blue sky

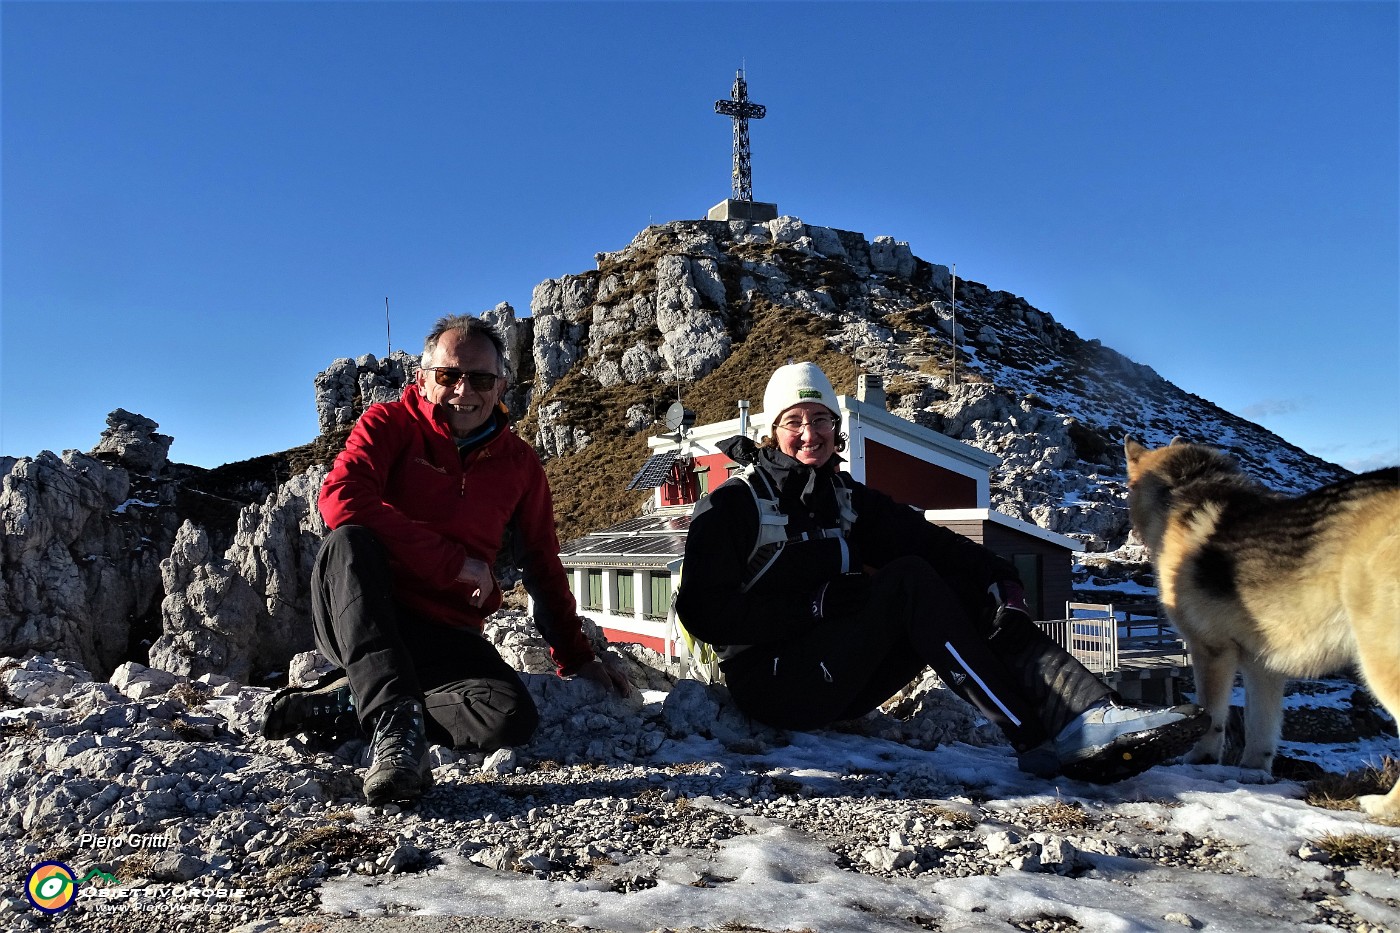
[3,1,1396,472]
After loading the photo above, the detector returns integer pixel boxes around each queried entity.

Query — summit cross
[714,70,766,202]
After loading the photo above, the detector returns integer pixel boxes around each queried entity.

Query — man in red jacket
[265,315,628,805]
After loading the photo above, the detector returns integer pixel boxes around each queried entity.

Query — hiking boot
[261,672,359,741]
[1018,697,1210,784]
[363,699,433,805]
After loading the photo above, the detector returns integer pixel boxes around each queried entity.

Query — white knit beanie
[762,362,838,425]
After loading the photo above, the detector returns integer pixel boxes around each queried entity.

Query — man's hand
[456,557,497,608]
[571,656,632,697]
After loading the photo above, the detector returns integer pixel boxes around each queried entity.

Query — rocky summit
[516,216,1348,548]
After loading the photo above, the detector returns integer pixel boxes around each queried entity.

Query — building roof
[558,509,691,569]
[925,508,1080,550]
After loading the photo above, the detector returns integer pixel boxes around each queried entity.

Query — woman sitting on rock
[675,361,1206,783]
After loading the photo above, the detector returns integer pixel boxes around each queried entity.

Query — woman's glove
[809,573,871,620]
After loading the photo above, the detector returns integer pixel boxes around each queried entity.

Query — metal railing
[1036,602,1187,674]
[1037,612,1119,674]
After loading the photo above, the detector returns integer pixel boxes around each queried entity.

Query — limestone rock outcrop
[0,215,1354,690]
[0,447,175,676]
[90,408,174,474]
[150,467,328,680]
[314,351,419,435]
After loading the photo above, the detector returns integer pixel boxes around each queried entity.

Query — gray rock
[151,521,263,681]
[482,748,518,776]
[149,851,209,881]
[110,661,180,700]
[90,408,173,474]
[2,658,79,705]
[314,357,359,435]
[807,225,848,259]
[0,451,171,677]
[661,678,721,736]
[870,235,915,279]
[151,468,325,681]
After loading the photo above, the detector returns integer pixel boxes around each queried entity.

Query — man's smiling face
[416,330,505,437]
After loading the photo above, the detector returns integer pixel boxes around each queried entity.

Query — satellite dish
[664,401,696,432]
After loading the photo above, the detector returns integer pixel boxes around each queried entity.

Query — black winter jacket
[675,437,1019,656]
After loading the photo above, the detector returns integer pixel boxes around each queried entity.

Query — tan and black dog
[1124,437,1399,820]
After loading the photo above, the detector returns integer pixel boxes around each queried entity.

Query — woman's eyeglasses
[425,368,503,391]
[775,414,836,433]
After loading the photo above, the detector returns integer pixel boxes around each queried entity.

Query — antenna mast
[950,265,958,387]
[385,297,392,356]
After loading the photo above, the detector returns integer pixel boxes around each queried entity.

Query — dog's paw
[1358,793,1400,822]
[1234,766,1276,785]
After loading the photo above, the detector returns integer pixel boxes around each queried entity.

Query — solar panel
[610,515,663,534]
[625,451,678,491]
[571,535,684,558]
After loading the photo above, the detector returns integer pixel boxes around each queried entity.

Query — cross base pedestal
[706,199,779,222]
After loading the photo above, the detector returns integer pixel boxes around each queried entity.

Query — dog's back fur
[1125,437,1400,820]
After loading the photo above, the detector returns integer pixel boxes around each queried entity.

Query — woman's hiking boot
[1018,697,1210,783]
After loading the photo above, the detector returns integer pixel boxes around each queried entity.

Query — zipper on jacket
[457,435,498,497]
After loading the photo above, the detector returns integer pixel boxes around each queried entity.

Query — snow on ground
[317,680,1400,933]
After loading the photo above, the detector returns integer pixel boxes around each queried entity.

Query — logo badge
[797,389,822,399]
[26,862,78,913]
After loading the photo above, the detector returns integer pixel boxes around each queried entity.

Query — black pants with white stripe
[721,555,1111,752]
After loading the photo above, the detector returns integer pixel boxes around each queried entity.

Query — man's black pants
[310,524,539,750]
[721,555,1110,751]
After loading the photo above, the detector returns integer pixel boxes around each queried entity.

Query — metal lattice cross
[714,70,766,202]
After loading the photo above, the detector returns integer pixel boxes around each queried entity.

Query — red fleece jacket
[318,385,594,675]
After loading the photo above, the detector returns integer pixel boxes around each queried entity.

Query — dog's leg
[1347,529,1400,820]
[1239,663,1287,774]
[1355,652,1400,818]
[1185,641,1239,764]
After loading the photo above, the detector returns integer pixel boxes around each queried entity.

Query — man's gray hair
[421,314,509,377]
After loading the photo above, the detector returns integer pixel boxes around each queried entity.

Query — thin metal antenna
[385,297,392,355]
[950,265,958,387]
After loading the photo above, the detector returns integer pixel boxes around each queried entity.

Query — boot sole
[1059,710,1211,784]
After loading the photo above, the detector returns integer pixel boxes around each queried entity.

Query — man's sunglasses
[424,368,503,391]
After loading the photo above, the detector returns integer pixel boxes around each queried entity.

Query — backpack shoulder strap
[832,471,858,534]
